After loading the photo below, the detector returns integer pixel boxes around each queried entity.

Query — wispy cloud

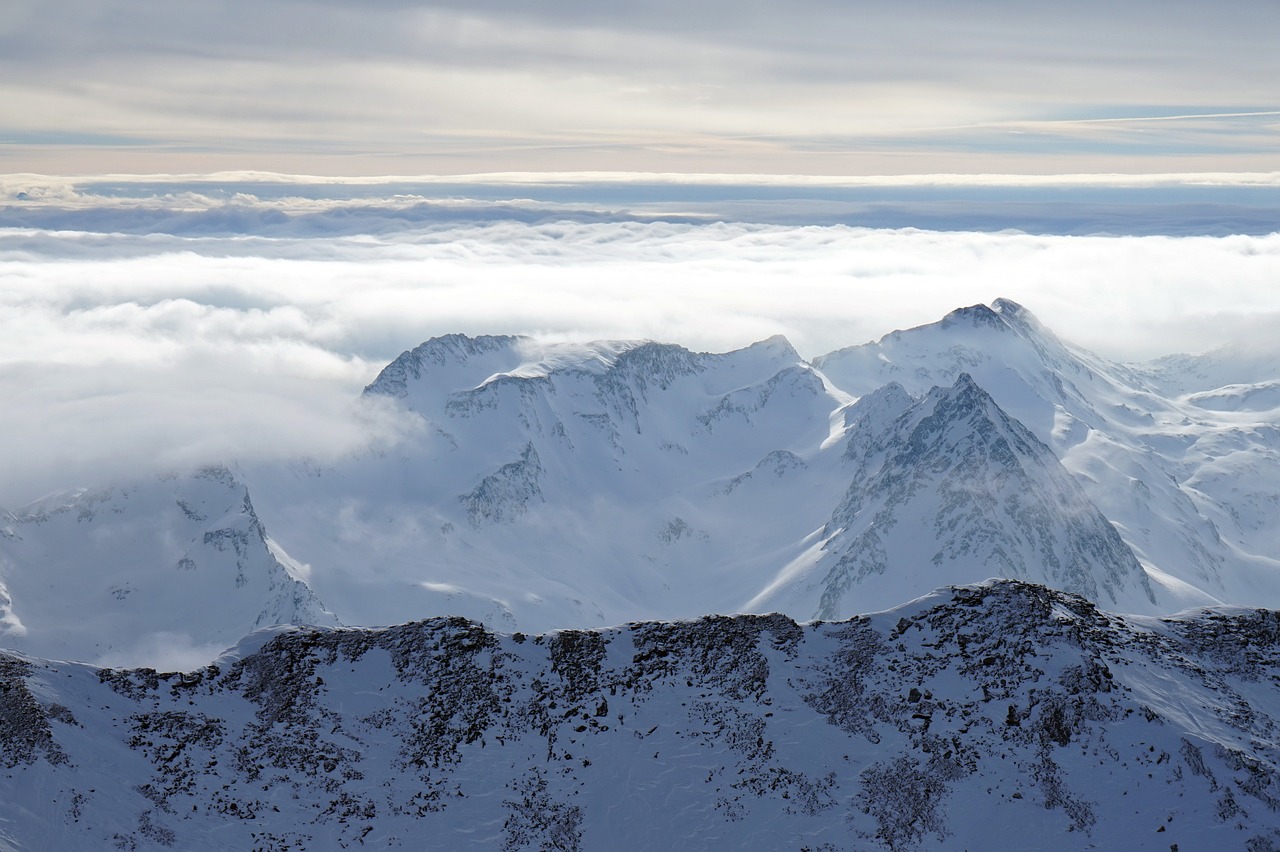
[1026,110,1280,126]
[2,1,1277,173]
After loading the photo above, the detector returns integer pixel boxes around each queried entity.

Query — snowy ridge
[362,333,524,400]
[3,580,1280,850]
[264,313,1185,637]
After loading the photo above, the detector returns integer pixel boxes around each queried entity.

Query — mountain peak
[938,299,1051,343]
[939,303,1006,331]
[917,371,1011,436]
[991,296,1028,317]
[990,296,1054,341]
[741,334,800,359]
[363,334,523,398]
[0,470,337,668]
[840,381,916,447]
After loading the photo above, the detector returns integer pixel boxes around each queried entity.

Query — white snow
[1,298,1278,670]
[3,580,1280,850]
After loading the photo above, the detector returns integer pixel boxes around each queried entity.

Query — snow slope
[0,467,336,668]
[2,579,1279,850]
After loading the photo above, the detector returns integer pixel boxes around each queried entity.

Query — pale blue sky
[2,0,1278,175]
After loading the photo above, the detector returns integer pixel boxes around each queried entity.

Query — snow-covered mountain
[748,373,1156,620]
[0,467,335,668]
[4,579,1280,850]
[248,332,856,633]
[2,298,1278,667]
[813,298,1280,610]
[247,299,1279,635]
[242,307,1197,639]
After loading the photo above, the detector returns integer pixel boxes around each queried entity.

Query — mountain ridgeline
[3,298,1280,849]
[4,580,1280,849]
[4,298,1280,665]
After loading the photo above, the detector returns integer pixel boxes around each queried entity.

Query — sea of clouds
[3,176,1278,504]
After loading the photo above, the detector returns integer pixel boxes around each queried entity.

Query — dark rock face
[0,654,69,769]
[3,579,1280,849]
[459,442,544,527]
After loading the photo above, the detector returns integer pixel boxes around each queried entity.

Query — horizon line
[4,170,1280,190]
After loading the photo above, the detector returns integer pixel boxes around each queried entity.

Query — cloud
[94,630,240,671]
[3,1,1278,173]
[3,174,1278,238]
[0,346,417,507]
[3,187,1279,505]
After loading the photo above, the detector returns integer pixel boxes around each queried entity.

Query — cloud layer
[3,185,1278,504]
[4,174,1278,237]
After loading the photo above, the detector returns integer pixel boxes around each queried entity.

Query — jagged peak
[882,299,1045,348]
[736,333,800,360]
[614,339,699,362]
[939,302,1006,331]
[925,371,997,410]
[363,334,526,397]
[822,368,1154,613]
[842,381,915,428]
[473,339,645,384]
[942,300,1043,338]
[842,374,1021,474]
[418,332,522,353]
[911,371,1043,449]
[193,463,241,489]
[990,296,1028,317]
[604,340,705,387]
[473,336,778,389]
[990,296,1056,341]
[398,333,525,369]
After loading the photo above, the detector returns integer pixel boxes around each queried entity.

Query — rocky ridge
[2,580,1279,850]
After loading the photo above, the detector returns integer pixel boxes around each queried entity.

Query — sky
[2,0,1279,175]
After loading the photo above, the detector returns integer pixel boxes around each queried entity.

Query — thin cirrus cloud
[3,182,1280,505]
[2,0,1278,174]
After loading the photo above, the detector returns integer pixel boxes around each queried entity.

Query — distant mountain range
[4,298,1279,667]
